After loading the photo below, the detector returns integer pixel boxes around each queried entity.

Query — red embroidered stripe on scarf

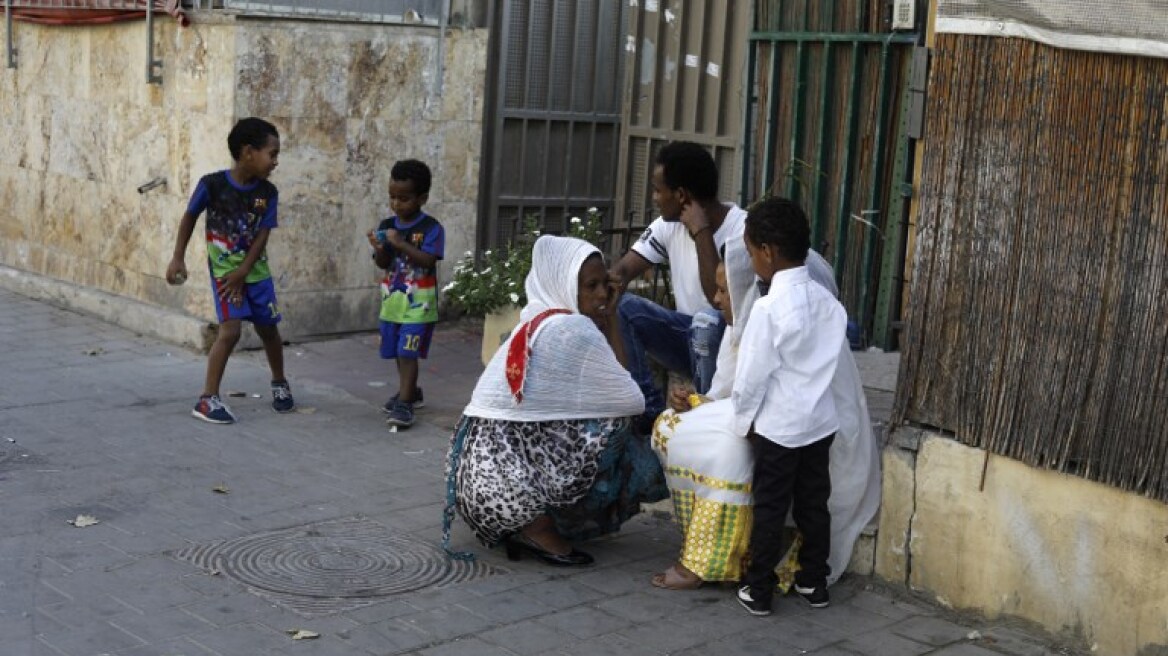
[505,309,570,403]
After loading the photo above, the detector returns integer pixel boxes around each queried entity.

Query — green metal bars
[741,24,917,350]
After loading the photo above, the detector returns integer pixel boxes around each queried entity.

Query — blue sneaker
[385,400,414,428]
[192,395,236,424]
[382,387,425,413]
[271,380,295,413]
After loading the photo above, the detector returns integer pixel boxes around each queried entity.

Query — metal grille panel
[479,0,626,250]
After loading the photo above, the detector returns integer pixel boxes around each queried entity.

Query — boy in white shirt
[731,198,847,616]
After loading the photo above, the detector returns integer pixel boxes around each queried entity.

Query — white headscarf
[519,235,601,322]
[463,235,645,421]
[707,235,759,400]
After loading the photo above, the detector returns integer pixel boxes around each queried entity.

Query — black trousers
[742,432,834,604]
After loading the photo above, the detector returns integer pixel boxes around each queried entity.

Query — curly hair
[391,159,433,196]
[227,117,279,161]
[745,197,810,263]
[655,141,718,201]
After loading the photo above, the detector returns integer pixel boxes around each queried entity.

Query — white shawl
[463,236,645,421]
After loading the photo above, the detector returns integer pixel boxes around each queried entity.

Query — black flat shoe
[505,535,594,566]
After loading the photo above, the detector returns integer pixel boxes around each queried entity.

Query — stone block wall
[875,430,1168,655]
[0,15,487,347]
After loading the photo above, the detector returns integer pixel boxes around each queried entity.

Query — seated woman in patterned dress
[651,241,881,590]
[442,235,667,566]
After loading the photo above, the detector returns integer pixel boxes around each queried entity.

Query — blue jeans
[617,294,726,425]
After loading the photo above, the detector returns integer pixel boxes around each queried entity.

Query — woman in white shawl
[442,236,667,565]
[651,241,882,590]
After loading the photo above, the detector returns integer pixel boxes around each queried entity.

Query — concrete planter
[480,305,522,366]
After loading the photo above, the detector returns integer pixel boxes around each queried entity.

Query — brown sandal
[651,564,703,590]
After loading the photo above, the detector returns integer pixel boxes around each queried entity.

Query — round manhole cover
[222,533,465,598]
[175,517,491,614]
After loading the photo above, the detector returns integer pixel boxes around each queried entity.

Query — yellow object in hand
[687,393,708,409]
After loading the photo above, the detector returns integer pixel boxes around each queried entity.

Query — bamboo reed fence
[894,34,1168,503]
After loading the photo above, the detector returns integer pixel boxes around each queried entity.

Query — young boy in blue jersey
[366,159,445,429]
[166,117,295,424]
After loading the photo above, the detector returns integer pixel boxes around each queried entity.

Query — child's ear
[761,243,779,267]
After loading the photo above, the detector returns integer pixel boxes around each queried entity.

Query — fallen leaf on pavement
[295,406,317,414]
[212,484,230,494]
[67,515,100,528]
[83,348,104,356]
[226,391,247,398]
[286,629,320,640]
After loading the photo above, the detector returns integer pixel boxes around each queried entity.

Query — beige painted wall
[876,430,1168,655]
[0,16,486,347]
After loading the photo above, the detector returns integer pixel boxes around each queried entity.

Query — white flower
[533,230,541,236]
[588,206,599,213]
[484,250,492,256]
[509,293,519,304]
[442,282,456,292]
[464,250,472,257]
[508,281,516,287]
[570,216,581,224]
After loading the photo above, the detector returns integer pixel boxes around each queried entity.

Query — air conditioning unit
[892,0,916,30]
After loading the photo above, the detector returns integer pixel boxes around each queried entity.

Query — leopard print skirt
[445,415,667,550]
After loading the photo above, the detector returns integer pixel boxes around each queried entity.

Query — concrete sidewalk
[0,289,1084,656]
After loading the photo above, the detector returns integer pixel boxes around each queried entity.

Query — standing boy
[166,117,294,424]
[731,198,846,616]
[367,159,445,429]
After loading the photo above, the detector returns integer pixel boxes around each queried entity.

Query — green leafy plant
[444,207,605,316]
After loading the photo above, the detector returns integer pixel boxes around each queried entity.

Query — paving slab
[0,288,1088,656]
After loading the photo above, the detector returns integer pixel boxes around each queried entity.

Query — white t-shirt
[631,204,747,316]
[732,266,847,447]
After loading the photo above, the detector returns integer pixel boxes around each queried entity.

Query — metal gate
[477,0,626,248]
[743,1,920,349]
[613,0,752,250]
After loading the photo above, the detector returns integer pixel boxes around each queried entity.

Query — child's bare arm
[166,211,198,284]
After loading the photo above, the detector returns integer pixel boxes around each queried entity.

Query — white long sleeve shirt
[731,266,847,447]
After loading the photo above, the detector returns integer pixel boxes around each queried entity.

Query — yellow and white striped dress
[651,394,754,582]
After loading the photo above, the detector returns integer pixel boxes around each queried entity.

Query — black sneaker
[382,387,425,413]
[794,584,830,608]
[271,380,295,413]
[736,586,772,616]
[385,400,415,428]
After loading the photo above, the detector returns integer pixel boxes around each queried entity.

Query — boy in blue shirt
[166,117,295,424]
[366,159,445,428]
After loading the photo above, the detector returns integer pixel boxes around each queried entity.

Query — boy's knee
[254,323,281,342]
[216,321,243,344]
